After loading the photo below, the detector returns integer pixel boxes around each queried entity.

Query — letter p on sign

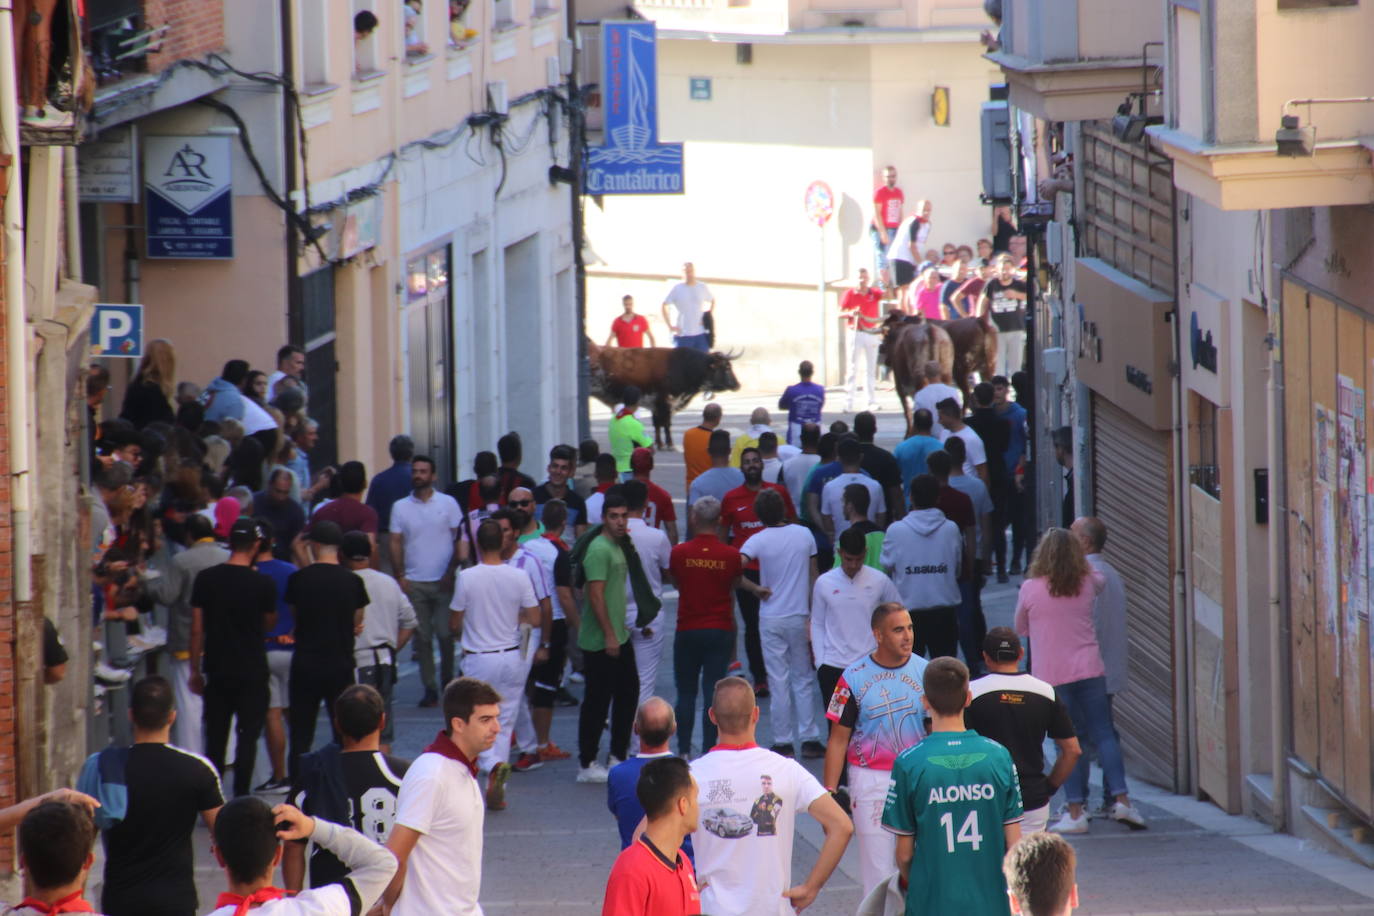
[91,304,144,359]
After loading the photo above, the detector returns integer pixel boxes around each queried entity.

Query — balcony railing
[88,0,167,86]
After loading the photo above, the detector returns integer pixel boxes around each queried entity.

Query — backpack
[77,746,131,831]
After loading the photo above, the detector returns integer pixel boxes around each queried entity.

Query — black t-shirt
[966,409,1011,485]
[552,543,572,588]
[985,277,1027,332]
[101,743,224,916]
[858,442,901,495]
[190,563,277,679]
[965,671,1076,810]
[290,750,410,888]
[533,482,589,530]
[285,563,370,663]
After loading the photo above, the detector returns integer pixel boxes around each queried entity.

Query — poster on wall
[1337,376,1366,640]
[1315,402,1339,651]
[585,22,685,195]
[144,135,234,259]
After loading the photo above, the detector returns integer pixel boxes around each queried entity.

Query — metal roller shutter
[1092,393,1179,790]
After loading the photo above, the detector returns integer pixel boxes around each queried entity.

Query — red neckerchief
[215,887,289,915]
[596,481,614,493]
[616,406,636,420]
[543,532,568,552]
[709,742,759,751]
[425,729,479,777]
[18,893,96,914]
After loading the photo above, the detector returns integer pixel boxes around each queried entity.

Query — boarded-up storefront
[1281,277,1374,818]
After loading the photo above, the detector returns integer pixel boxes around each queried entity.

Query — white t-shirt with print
[936,425,989,478]
[740,524,816,619]
[392,753,485,916]
[819,472,886,539]
[663,281,714,336]
[690,745,828,916]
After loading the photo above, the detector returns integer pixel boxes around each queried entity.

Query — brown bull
[587,341,741,449]
[881,314,998,434]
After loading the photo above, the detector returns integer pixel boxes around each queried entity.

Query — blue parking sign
[91,304,144,358]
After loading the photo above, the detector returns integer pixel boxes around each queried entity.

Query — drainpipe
[0,0,34,617]
[1169,185,1193,794]
[1266,223,1289,831]
[63,147,80,281]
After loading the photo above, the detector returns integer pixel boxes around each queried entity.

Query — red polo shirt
[636,477,678,529]
[601,836,702,916]
[720,482,796,570]
[611,313,651,348]
[670,534,742,631]
[874,186,905,229]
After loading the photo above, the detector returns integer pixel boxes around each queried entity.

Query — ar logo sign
[148,136,230,213]
[161,144,215,195]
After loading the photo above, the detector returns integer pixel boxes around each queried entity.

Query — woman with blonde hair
[1014,527,1146,834]
[119,338,177,428]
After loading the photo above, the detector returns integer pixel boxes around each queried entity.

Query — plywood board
[1283,280,1318,766]
[1310,292,1343,791]
[1338,308,1370,814]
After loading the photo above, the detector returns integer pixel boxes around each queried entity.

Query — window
[1189,393,1221,499]
[1277,0,1356,8]
[494,0,515,27]
[448,0,475,46]
[352,0,381,75]
[300,0,330,87]
[404,0,432,57]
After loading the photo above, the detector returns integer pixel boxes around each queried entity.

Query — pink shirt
[1013,572,1106,687]
[915,284,943,320]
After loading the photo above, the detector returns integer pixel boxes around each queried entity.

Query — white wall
[585,37,1000,390]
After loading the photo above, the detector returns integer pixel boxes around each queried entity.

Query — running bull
[587,341,742,450]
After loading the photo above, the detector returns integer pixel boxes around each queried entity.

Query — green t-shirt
[609,414,652,472]
[578,535,630,651]
[833,526,884,571]
[882,730,1024,916]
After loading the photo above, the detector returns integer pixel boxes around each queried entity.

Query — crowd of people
[12,302,1140,916]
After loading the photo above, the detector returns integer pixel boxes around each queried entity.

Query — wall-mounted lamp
[1276,97,1374,157]
[1111,94,1159,143]
[931,86,950,126]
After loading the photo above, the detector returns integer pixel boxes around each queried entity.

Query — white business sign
[78,126,139,203]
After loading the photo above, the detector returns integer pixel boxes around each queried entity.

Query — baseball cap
[983,627,1021,662]
[229,517,262,541]
[341,530,372,561]
[630,447,654,474]
[308,520,344,546]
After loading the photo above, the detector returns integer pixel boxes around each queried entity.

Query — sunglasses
[508,499,533,508]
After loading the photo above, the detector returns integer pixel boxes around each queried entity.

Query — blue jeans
[674,333,709,352]
[1057,676,1128,804]
[871,226,891,276]
[674,628,734,755]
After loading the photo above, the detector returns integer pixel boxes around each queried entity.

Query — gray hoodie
[879,508,962,609]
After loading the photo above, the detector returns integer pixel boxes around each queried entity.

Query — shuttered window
[1092,393,1180,790]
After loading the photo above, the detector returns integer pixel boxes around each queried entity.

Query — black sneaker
[801,740,826,759]
[419,689,439,708]
[770,743,795,758]
[253,778,289,794]
[555,687,580,707]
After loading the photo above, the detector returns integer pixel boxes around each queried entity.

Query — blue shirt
[258,558,298,648]
[894,434,944,496]
[778,382,826,440]
[687,467,744,508]
[607,754,695,862]
[997,402,1028,474]
[366,462,414,532]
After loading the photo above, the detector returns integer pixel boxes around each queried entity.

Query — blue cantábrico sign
[586,22,684,195]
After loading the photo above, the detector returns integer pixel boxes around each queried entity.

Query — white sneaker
[1048,810,1089,834]
[577,761,609,784]
[94,662,132,685]
[607,755,624,769]
[1110,801,1148,830]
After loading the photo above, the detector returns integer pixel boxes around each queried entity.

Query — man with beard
[389,456,464,708]
[720,449,795,697]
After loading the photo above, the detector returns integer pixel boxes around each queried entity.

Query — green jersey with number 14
[881,730,1023,916]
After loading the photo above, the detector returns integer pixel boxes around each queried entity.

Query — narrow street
[127,391,1374,916]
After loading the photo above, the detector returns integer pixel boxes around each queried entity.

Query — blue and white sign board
[586,22,684,195]
[90,304,144,359]
[145,135,234,259]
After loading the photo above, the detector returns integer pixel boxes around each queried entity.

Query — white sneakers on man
[576,761,609,784]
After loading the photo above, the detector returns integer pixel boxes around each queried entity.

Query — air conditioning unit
[487,80,509,115]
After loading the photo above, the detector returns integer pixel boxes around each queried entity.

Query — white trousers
[998,329,1026,377]
[462,649,526,773]
[170,658,204,754]
[851,765,898,899]
[628,624,665,755]
[847,330,883,407]
[760,615,821,746]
